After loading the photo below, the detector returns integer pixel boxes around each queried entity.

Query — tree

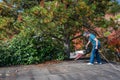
[0,2,16,40]
[0,0,112,59]
[0,0,39,40]
[25,0,111,58]
[107,0,120,15]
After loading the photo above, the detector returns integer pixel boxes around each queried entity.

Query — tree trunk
[64,35,70,59]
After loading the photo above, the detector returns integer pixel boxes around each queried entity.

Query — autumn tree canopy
[0,0,118,58]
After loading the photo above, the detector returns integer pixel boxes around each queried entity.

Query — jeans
[90,45,101,64]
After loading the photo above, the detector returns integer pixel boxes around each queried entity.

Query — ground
[0,60,120,80]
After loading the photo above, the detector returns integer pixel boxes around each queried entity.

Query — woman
[83,32,102,65]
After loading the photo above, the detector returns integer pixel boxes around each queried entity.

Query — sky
[117,0,120,3]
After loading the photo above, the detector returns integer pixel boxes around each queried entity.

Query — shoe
[95,62,102,64]
[87,63,94,65]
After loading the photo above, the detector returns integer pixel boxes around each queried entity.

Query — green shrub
[33,34,65,62]
[0,29,65,66]
[7,30,39,65]
[0,41,9,66]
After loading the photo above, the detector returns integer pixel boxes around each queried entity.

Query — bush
[0,29,65,66]
[0,41,11,66]
[33,34,65,62]
[0,29,39,66]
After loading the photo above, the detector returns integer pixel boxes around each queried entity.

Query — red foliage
[108,30,120,45]
[72,32,84,50]
[108,29,120,52]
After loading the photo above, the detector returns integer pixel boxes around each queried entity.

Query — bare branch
[39,26,64,42]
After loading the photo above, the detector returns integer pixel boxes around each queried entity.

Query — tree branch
[82,18,100,37]
[70,34,82,41]
[39,26,64,42]
[48,33,64,42]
